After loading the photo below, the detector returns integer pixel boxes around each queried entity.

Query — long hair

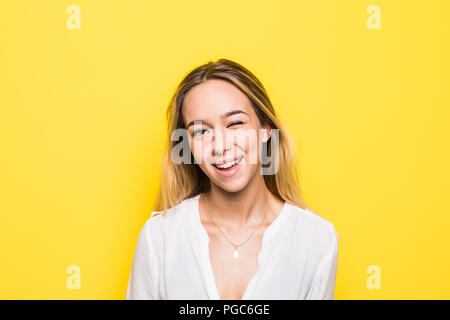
[154,58,312,215]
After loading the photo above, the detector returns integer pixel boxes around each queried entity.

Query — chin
[209,170,254,194]
[216,182,247,194]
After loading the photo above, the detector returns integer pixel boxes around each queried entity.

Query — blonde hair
[154,58,312,215]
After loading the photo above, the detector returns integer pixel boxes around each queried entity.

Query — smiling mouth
[213,155,244,170]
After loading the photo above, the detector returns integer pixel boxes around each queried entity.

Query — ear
[262,123,272,143]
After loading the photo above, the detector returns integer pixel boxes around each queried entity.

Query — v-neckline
[191,193,289,300]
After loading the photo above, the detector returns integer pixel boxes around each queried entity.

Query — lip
[214,155,244,165]
[212,155,244,178]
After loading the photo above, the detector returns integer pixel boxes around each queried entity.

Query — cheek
[235,131,260,165]
[191,139,213,165]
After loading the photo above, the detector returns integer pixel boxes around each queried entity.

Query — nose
[212,128,232,158]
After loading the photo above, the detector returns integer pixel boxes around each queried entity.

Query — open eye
[193,129,207,137]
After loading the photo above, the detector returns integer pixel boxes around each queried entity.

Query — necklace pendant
[233,248,239,259]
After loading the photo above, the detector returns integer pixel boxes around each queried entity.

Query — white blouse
[126,193,339,300]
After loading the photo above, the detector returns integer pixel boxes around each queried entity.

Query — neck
[202,174,280,231]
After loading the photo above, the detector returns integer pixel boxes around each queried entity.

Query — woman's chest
[207,229,264,300]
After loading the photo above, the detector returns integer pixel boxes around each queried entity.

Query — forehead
[182,79,254,124]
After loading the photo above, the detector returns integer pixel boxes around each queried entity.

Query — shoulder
[141,196,194,237]
[286,203,339,259]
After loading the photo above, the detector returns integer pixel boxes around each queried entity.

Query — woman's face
[181,79,271,193]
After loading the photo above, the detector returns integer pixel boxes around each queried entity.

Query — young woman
[126,59,339,300]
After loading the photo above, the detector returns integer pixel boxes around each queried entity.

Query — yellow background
[1,0,449,299]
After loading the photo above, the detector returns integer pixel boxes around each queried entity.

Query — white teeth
[215,157,242,169]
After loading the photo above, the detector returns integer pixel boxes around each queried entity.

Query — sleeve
[125,219,160,300]
[305,229,339,300]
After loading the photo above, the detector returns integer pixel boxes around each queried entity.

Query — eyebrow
[186,109,248,128]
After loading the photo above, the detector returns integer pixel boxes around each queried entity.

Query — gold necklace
[204,195,269,259]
